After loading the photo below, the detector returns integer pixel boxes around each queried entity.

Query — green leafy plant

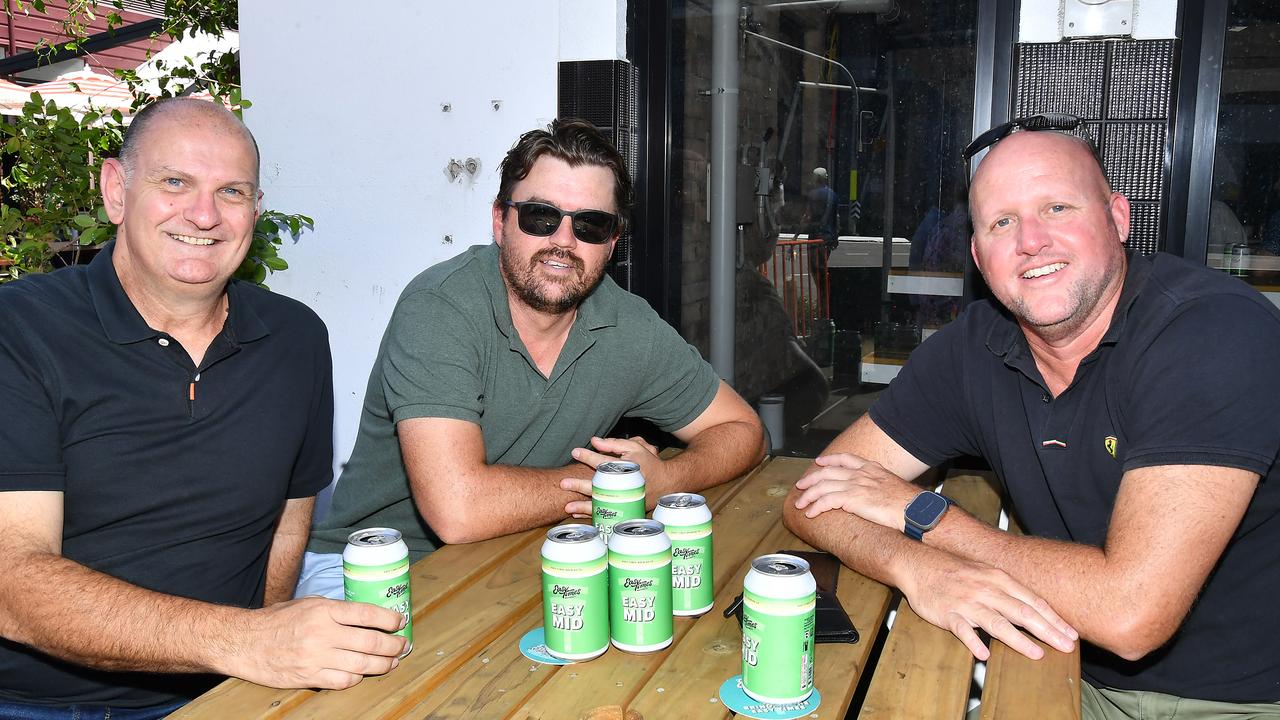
[0,0,311,285]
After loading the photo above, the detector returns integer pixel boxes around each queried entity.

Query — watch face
[905,492,949,530]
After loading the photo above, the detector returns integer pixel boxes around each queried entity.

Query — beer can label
[668,521,714,614]
[541,555,609,658]
[592,487,645,542]
[344,557,413,650]
[741,588,815,703]
[609,550,673,649]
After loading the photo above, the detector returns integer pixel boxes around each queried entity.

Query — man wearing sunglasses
[784,118,1280,716]
[298,120,765,596]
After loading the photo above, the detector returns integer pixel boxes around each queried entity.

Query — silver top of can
[596,460,641,474]
[347,527,404,547]
[751,553,811,576]
[546,524,602,544]
[657,492,706,510]
[614,519,665,537]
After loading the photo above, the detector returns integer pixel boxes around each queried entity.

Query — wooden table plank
[397,459,766,720]
[980,514,1082,719]
[859,470,1004,720]
[172,527,545,720]
[512,457,799,719]
[630,484,893,720]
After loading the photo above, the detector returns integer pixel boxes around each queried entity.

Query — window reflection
[670,0,977,452]
[1209,1,1280,306]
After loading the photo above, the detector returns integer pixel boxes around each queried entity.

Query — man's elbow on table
[1088,603,1184,662]
[419,504,492,545]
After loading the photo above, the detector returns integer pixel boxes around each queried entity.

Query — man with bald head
[784,124,1280,715]
[0,98,406,718]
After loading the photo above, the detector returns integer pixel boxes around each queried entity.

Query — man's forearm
[264,497,316,606]
[657,420,765,499]
[418,462,596,544]
[782,487,918,588]
[0,551,244,675]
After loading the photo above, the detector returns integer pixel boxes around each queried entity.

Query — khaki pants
[1082,683,1280,720]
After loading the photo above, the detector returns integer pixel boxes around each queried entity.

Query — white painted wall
[1020,0,1178,43]
[239,1,626,510]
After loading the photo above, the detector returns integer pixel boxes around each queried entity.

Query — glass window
[1208,1,1280,308]
[668,0,978,452]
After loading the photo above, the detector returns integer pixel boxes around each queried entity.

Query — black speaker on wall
[558,59,640,290]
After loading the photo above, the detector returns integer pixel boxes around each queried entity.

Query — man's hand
[792,453,919,530]
[561,435,663,517]
[232,596,408,690]
[898,551,1077,662]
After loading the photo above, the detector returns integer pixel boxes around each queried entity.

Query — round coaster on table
[518,627,576,665]
[717,675,822,720]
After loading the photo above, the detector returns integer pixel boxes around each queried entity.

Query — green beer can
[592,461,646,544]
[343,527,413,658]
[608,519,673,653]
[652,493,714,616]
[741,553,816,704]
[541,524,610,661]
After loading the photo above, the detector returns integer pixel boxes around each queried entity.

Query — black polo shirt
[871,252,1280,703]
[0,242,334,708]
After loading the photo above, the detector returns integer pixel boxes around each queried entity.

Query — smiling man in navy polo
[784,126,1280,717]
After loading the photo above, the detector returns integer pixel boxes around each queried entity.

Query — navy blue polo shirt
[0,242,334,708]
[871,252,1280,703]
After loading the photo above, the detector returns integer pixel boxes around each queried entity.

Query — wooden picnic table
[173,456,1079,719]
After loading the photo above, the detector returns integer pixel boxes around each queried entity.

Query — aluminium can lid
[613,519,665,537]
[347,527,404,547]
[547,524,602,543]
[596,460,641,474]
[657,492,706,509]
[751,553,811,576]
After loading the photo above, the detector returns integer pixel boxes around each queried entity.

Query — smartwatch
[904,491,952,541]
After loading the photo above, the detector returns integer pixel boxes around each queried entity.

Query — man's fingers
[571,446,611,469]
[814,453,869,470]
[565,500,592,517]
[560,477,591,496]
[328,599,406,634]
[309,668,365,691]
[629,436,659,454]
[1008,597,1077,653]
[943,612,991,662]
[976,607,1045,661]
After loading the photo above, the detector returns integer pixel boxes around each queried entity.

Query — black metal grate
[558,60,640,290]
[1012,39,1177,255]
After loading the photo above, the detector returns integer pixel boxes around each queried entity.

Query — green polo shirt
[309,243,719,560]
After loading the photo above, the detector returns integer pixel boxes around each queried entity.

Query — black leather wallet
[723,549,860,644]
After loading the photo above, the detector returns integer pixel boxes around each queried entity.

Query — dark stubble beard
[499,240,607,315]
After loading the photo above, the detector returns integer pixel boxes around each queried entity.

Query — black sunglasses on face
[963,112,1081,179]
[503,200,619,245]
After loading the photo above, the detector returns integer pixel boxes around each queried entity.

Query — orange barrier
[760,236,830,337]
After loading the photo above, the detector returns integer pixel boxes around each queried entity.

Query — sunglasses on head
[963,112,1081,179]
[503,200,619,245]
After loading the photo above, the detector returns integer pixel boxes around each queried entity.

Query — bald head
[118,97,260,187]
[970,131,1109,207]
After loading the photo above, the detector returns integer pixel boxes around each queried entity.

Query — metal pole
[709,0,738,384]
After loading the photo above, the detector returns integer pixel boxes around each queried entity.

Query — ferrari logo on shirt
[1105,436,1118,458]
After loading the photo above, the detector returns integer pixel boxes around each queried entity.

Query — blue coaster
[519,627,576,665]
[717,675,821,719]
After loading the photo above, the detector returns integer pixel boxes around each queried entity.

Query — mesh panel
[1105,122,1165,202]
[1108,41,1175,120]
[558,60,640,290]
[1014,43,1106,119]
[1011,40,1176,255]
[1128,202,1161,256]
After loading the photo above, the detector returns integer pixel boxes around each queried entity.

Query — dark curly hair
[494,118,633,234]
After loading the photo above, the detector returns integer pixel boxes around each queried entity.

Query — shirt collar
[985,249,1150,361]
[87,240,269,345]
